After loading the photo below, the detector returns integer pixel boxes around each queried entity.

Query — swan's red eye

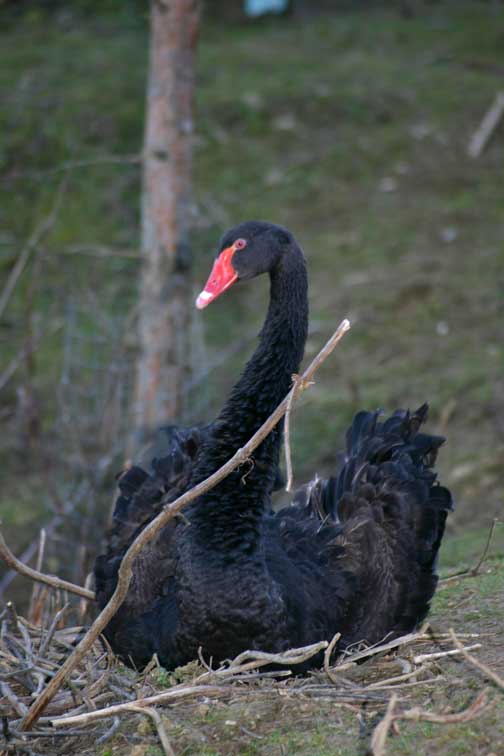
[234,238,247,250]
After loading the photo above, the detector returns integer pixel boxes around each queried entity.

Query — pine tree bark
[132,0,200,440]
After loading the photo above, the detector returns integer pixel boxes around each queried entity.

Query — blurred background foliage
[0,0,503,608]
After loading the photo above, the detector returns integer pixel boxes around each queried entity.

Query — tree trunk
[132,0,200,443]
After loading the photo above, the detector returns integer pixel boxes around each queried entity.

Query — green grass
[2,4,503,498]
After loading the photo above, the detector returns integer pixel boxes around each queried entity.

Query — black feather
[94,222,453,672]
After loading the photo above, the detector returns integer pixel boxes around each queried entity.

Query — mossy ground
[1,2,503,753]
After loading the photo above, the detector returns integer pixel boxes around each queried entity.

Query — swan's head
[196,221,294,309]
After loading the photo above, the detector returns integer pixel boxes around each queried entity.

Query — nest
[1,594,496,756]
[0,604,132,753]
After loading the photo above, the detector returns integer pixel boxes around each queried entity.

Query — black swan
[94,221,452,670]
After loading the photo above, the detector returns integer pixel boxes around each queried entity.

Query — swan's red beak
[196,245,238,309]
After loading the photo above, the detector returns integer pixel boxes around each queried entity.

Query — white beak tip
[196,290,213,309]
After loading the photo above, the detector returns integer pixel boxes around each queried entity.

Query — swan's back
[271,404,453,649]
[94,405,452,670]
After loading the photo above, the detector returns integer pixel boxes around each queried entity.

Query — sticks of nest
[1,600,502,756]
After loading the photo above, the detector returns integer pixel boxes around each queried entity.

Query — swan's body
[95,221,452,670]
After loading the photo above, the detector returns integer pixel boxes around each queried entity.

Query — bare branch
[369,692,397,756]
[21,319,351,729]
[449,628,504,690]
[0,324,63,393]
[28,529,47,622]
[38,605,69,659]
[467,91,504,158]
[284,374,315,492]
[126,705,175,756]
[335,630,424,669]
[223,640,328,673]
[0,179,66,322]
[56,243,141,260]
[370,689,488,755]
[396,689,488,725]
[365,664,433,690]
[0,483,87,598]
[1,681,29,718]
[323,632,341,685]
[50,685,230,728]
[439,518,501,588]
[413,643,482,664]
[0,529,95,602]
[11,153,141,179]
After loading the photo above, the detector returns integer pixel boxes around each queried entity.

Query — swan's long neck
[187,245,308,553]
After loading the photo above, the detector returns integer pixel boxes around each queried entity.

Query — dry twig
[38,606,69,659]
[369,689,488,755]
[1,681,29,718]
[284,374,314,492]
[366,664,432,689]
[0,530,95,602]
[0,323,63,394]
[413,643,481,664]
[21,319,351,729]
[28,529,47,624]
[467,91,504,158]
[224,640,327,672]
[127,705,175,756]
[439,518,501,587]
[96,716,121,744]
[0,508,71,599]
[323,632,341,684]
[50,678,384,730]
[50,685,251,727]
[335,630,424,670]
[0,179,66,322]
[396,689,488,725]
[369,692,397,756]
[11,153,141,179]
[449,628,504,690]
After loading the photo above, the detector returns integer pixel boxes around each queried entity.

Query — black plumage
[94,221,452,671]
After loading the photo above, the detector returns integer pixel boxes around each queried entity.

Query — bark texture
[133,0,199,439]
